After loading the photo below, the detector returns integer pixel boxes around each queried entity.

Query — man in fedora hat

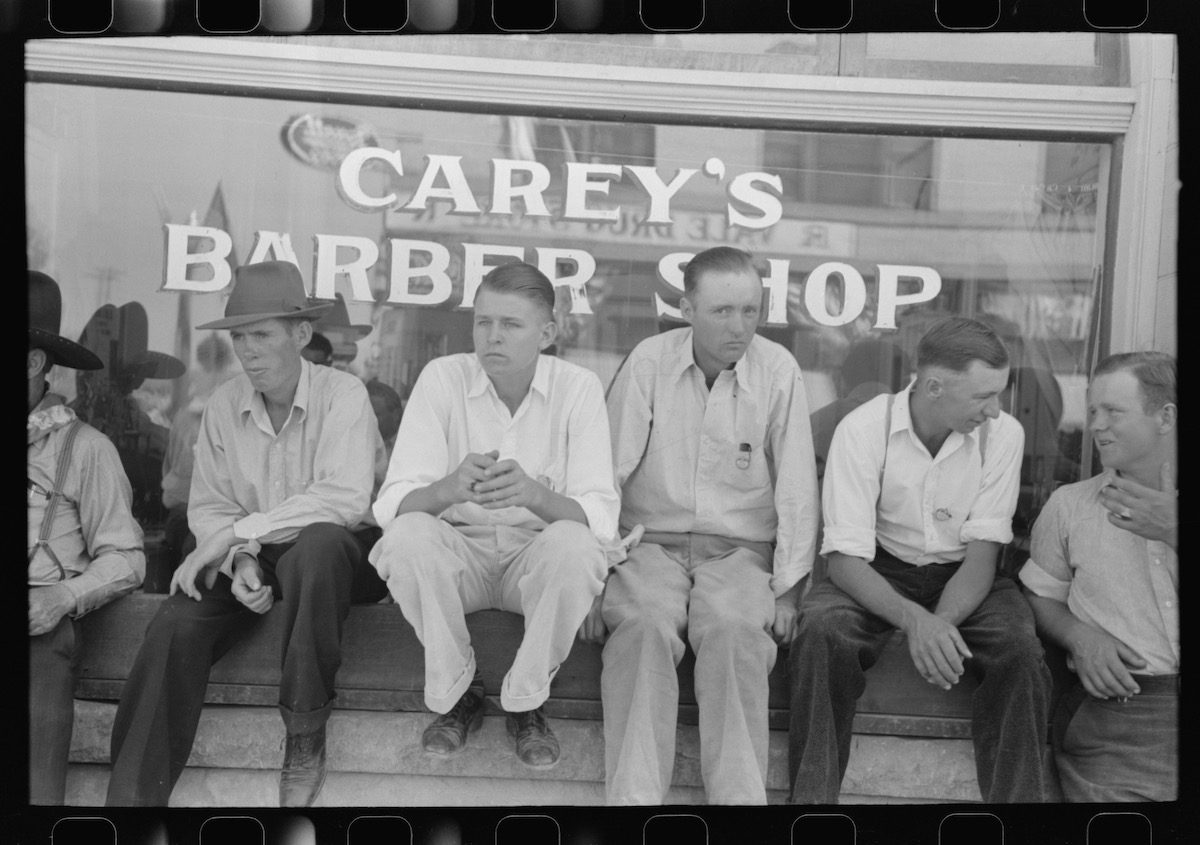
[28,271,146,804]
[106,260,388,807]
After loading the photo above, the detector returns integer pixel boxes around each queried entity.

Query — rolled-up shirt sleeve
[372,364,452,529]
[959,416,1023,545]
[62,432,145,617]
[564,373,620,545]
[820,411,884,562]
[1019,487,1073,603]
[767,364,819,595]
[232,377,375,544]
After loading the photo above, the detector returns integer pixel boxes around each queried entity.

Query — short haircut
[305,332,333,358]
[366,379,404,414]
[1093,351,1176,411]
[916,317,1009,373]
[478,261,555,319]
[682,246,759,295]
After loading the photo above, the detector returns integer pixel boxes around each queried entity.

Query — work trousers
[1052,675,1178,802]
[788,550,1052,804]
[29,614,79,805]
[371,513,606,714]
[106,523,386,806]
[601,534,777,805]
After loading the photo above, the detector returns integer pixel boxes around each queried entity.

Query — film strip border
[17,806,1189,844]
[0,0,1175,34]
[21,806,1200,845]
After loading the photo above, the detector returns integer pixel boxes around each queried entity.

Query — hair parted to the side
[682,246,759,295]
[1093,351,1176,412]
[917,317,1010,373]
[478,261,556,319]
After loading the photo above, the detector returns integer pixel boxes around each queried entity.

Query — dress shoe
[279,726,327,807]
[506,706,559,768]
[422,688,485,755]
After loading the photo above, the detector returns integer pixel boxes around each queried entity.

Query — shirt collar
[893,379,985,454]
[240,358,312,426]
[669,328,752,389]
[466,353,551,401]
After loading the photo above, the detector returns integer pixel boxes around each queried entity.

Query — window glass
[26,82,1108,583]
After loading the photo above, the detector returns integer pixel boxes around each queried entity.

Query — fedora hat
[28,271,104,370]
[310,292,373,340]
[197,261,332,330]
[78,302,186,384]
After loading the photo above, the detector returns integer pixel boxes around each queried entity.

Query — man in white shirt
[1021,352,1177,801]
[601,246,819,804]
[370,262,619,768]
[788,317,1052,803]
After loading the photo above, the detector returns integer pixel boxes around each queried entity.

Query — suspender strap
[29,419,83,580]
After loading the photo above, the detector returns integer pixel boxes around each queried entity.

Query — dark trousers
[29,615,79,805]
[787,549,1052,803]
[105,523,386,806]
[1052,676,1178,801]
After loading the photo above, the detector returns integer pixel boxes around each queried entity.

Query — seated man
[1021,352,1177,801]
[28,272,145,805]
[601,246,819,804]
[370,261,618,768]
[789,317,1052,804]
[106,261,387,807]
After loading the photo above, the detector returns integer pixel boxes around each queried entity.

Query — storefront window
[26,79,1109,583]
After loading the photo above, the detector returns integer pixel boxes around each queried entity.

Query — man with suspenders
[28,271,145,804]
[787,317,1052,803]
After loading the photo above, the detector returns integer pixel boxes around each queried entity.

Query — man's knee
[373,512,459,585]
[532,521,605,582]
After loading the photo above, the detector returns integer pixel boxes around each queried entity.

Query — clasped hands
[903,606,973,691]
[451,450,546,511]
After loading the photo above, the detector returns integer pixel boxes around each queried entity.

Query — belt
[1128,673,1180,695]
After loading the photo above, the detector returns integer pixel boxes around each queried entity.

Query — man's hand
[1068,624,1147,700]
[170,526,236,600]
[772,583,803,645]
[230,555,274,615]
[474,459,547,511]
[1099,462,1178,549]
[902,606,972,690]
[29,584,76,636]
[443,450,500,506]
[578,593,607,643]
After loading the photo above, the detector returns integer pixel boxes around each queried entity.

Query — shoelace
[439,689,482,723]
[513,708,549,738]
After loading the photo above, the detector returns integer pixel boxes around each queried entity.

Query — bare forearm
[932,544,997,626]
[397,477,459,517]
[1026,593,1087,652]
[827,552,921,632]
[526,488,589,526]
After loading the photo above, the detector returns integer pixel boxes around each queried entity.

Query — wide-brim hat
[78,302,186,381]
[197,261,332,330]
[29,271,104,371]
[310,292,373,339]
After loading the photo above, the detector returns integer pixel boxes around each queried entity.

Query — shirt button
[1165,601,1174,608]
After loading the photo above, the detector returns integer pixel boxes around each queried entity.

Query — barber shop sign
[162,145,942,330]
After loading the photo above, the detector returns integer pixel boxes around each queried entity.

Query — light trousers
[372,513,606,714]
[600,533,777,805]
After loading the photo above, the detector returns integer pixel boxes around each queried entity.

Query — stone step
[71,701,982,804]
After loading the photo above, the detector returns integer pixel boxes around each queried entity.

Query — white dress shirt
[1021,471,1179,675]
[373,353,620,544]
[821,383,1024,565]
[607,328,819,597]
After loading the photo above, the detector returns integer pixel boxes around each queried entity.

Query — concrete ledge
[72,701,981,805]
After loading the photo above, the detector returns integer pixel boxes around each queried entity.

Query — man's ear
[921,372,943,399]
[679,295,695,324]
[28,349,48,381]
[539,318,559,351]
[1158,402,1178,433]
[293,319,313,349]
